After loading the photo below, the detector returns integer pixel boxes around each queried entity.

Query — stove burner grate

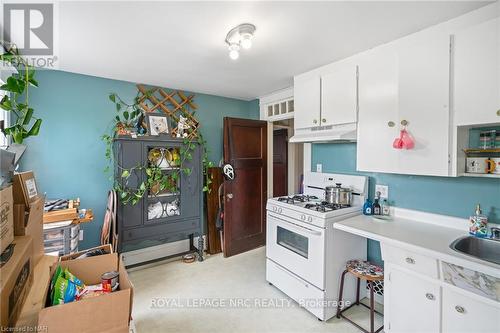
[277,195,319,204]
[304,202,351,212]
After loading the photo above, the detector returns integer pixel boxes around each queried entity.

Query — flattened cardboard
[13,197,44,265]
[0,185,14,254]
[38,253,133,333]
[0,236,33,328]
[13,172,39,208]
[59,244,112,262]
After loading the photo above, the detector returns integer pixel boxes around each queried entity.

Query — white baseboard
[122,235,206,267]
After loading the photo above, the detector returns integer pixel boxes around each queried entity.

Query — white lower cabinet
[442,287,500,333]
[385,264,441,333]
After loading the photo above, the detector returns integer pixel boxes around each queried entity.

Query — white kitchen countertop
[334,210,500,278]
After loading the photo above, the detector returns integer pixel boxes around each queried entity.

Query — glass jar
[479,130,496,149]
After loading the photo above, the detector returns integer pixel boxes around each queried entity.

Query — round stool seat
[346,259,384,281]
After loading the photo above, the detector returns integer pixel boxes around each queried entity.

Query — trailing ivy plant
[0,44,41,144]
[102,91,214,205]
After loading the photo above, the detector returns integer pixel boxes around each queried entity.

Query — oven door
[266,212,325,289]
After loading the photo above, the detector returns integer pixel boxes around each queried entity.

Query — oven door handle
[269,213,323,236]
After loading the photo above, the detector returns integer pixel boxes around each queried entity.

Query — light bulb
[240,34,252,49]
[228,43,240,60]
[229,49,239,60]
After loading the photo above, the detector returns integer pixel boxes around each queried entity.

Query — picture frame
[146,114,170,136]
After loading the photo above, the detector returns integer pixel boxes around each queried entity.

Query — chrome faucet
[490,227,500,241]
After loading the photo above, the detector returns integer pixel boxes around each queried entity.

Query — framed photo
[146,114,170,136]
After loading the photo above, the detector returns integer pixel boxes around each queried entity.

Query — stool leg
[356,277,360,305]
[336,269,348,318]
[369,281,375,333]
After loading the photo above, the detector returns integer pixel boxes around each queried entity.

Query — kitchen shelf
[147,192,180,199]
[463,148,500,154]
[460,173,500,178]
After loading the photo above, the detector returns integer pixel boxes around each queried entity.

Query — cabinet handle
[401,119,408,126]
[497,109,500,116]
[322,118,326,123]
[405,257,415,264]
[425,293,435,300]
[313,119,318,124]
[455,305,465,314]
[388,121,395,128]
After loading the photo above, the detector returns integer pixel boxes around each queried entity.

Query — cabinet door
[442,287,500,333]
[454,18,500,126]
[385,265,440,333]
[293,75,321,129]
[357,47,399,173]
[321,62,358,126]
[397,33,451,176]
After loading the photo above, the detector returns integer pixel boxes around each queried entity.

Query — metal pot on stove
[325,183,352,206]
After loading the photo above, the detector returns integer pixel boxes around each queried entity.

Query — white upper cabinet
[294,75,321,129]
[397,33,452,176]
[357,32,452,176]
[357,47,400,174]
[453,17,500,126]
[321,62,358,126]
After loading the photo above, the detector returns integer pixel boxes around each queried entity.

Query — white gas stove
[266,172,368,321]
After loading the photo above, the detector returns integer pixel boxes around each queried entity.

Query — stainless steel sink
[450,236,500,265]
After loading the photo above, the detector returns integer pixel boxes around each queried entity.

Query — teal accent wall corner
[21,70,259,249]
[312,143,500,265]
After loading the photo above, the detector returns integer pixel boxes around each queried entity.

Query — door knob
[227,193,233,200]
[388,121,395,127]
[425,293,435,300]
[455,305,465,314]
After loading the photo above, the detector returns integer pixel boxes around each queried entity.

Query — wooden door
[273,129,288,197]
[293,75,321,129]
[223,117,267,257]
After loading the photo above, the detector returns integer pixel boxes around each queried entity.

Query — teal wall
[312,143,500,265]
[21,70,259,249]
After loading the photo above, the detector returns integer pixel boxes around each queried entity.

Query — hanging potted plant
[0,44,42,144]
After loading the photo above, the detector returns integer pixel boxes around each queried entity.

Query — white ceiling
[57,1,493,101]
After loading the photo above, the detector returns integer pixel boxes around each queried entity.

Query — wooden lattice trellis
[137,84,200,139]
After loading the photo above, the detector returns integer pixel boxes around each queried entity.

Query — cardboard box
[0,236,34,328]
[38,253,133,333]
[59,244,113,262]
[13,197,44,265]
[0,185,14,254]
[13,172,40,208]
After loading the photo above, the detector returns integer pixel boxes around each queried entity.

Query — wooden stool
[336,259,384,333]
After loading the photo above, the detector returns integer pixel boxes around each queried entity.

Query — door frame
[266,120,303,198]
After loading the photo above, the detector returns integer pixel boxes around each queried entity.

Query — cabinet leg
[197,235,204,262]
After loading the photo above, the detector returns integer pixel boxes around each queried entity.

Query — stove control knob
[307,216,313,222]
[272,206,277,212]
[301,214,306,221]
[278,208,282,213]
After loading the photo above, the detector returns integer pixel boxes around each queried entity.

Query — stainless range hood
[289,123,357,143]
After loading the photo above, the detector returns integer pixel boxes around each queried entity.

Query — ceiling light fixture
[225,23,256,60]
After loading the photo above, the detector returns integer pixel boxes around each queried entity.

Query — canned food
[101,271,119,292]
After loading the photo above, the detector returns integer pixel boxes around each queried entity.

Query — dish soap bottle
[372,192,381,215]
[382,199,390,216]
[363,198,373,215]
[469,204,488,238]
